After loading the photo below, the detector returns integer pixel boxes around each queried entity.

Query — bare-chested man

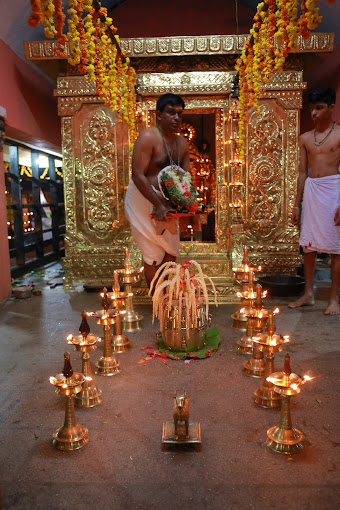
[289,87,340,315]
[124,93,190,287]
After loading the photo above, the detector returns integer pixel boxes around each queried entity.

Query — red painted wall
[0,39,61,152]
[111,0,254,38]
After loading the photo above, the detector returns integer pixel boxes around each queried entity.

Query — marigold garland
[28,0,137,149]
[28,0,42,27]
[236,0,325,157]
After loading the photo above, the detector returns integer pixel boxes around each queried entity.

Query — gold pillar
[54,77,133,288]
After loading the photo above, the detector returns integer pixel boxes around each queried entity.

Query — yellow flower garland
[40,0,56,38]
[236,0,324,158]
[27,0,137,150]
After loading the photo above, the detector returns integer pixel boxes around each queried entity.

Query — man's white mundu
[300,174,340,254]
[124,179,180,266]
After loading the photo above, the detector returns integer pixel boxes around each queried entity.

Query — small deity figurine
[173,390,189,440]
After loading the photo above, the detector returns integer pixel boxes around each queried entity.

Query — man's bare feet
[288,294,315,308]
[324,300,339,315]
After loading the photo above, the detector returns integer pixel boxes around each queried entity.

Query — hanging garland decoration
[235,0,324,159]
[27,0,136,149]
[28,1,42,28]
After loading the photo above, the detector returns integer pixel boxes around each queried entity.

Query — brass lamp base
[122,312,143,333]
[231,312,247,331]
[243,356,265,378]
[112,333,132,352]
[75,384,103,408]
[53,422,89,451]
[162,421,201,444]
[236,334,253,354]
[95,356,121,376]
[266,426,304,454]
[254,386,281,408]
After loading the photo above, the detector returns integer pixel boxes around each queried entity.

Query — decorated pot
[159,299,211,352]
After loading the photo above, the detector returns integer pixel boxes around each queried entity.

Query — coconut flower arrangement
[149,260,218,331]
[158,167,198,213]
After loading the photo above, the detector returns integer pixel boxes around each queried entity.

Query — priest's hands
[153,201,176,221]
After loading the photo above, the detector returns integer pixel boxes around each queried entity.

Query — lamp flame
[273,307,280,315]
[244,264,249,272]
[67,334,73,344]
[258,265,262,271]
[85,376,92,381]
[262,290,268,297]
[283,335,290,343]
[62,383,68,389]
[236,292,243,298]
[266,376,281,384]
[240,308,245,314]
[303,375,313,381]
[290,383,298,391]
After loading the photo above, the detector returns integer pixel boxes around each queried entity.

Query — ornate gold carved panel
[137,71,235,95]
[24,33,334,61]
[244,97,301,272]
[61,99,132,286]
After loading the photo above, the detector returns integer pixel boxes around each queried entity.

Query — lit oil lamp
[95,309,121,376]
[232,272,267,331]
[236,285,269,353]
[232,247,261,285]
[115,248,144,332]
[106,272,132,352]
[66,311,103,408]
[252,310,290,408]
[49,352,89,451]
[266,354,313,454]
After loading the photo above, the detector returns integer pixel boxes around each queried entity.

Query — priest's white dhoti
[124,179,180,266]
[299,174,340,255]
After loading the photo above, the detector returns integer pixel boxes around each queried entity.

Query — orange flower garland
[28,0,42,27]
[54,0,67,57]
[27,0,137,148]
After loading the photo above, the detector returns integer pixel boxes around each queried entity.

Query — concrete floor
[0,263,339,510]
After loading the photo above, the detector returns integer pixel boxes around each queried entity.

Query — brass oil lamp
[236,285,269,353]
[49,352,89,451]
[232,272,268,331]
[116,248,144,332]
[94,309,121,376]
[67,311,103,408]
[242,338,265,378]
[266,354,313,454]
[252,310,290,408]
[107,272,133,352]
[232,247,261,285]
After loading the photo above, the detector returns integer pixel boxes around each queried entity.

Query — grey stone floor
[0,265,339,510]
